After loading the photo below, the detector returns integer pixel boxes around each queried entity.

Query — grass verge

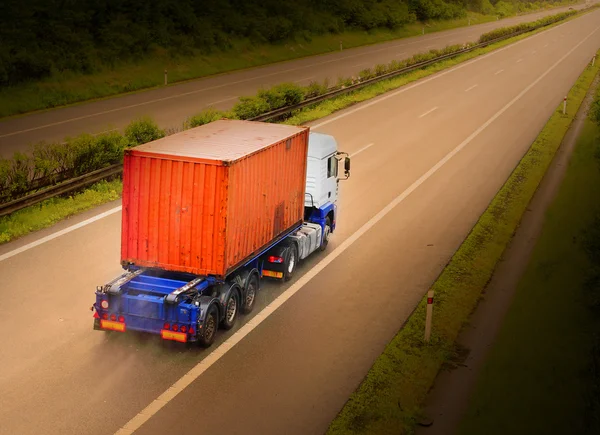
[457,86,600,435]
[0,8,593,247]
[0,2,578,119]
[0,179,122,244]
[325,50,600,435]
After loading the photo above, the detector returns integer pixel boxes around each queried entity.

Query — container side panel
[148,158,161,260]
[168,161,183,266]
[215,166,228,275]
[138,157,151,259]
[223,131,308,274]
[130,155,142,260]
[157,159,172,266]
[190,165,206,271]
[179,162,195,268]
[120,154,132,262]
[201,165,217,273]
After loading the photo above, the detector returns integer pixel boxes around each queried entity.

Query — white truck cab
[305,132,349,209]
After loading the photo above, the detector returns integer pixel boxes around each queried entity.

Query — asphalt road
[0,8,599,435]
[0,3,590,158]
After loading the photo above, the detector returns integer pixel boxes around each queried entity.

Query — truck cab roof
[308,132,338,160]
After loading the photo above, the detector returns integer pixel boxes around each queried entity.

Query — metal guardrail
[0,163,122,217]
[248,31,527,122]
[0,10,585,218]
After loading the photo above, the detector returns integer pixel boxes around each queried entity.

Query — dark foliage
[0,0,564,87]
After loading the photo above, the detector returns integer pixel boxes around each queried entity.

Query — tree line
[0,0,562,88]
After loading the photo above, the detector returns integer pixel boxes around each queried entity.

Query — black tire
[284,243,298,282]
[241,273,259,314]
[197,304,219,348]
[220,290,239,330]
[320,217,332,252]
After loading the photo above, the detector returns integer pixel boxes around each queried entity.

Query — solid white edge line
[465,84,479,92]
[0,206,122,263]
[114,24,600,435]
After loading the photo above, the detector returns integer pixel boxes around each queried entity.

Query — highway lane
[0,8,598,435]
[0,3,590,158]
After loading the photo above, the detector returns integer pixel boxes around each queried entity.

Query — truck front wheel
[197,304,219,348]
[284,244,298,281]
[320,217,332,251]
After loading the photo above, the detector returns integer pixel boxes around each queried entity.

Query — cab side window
[327,156,338,178]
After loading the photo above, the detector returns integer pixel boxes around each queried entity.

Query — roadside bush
[305,80,329,98]
[257,83,305,108]
[479,10,576,43]
[125,116,166,146]
[0,117,164,203]
[232,95,271,119]
[185,108,229,128]
[69,131,128,176]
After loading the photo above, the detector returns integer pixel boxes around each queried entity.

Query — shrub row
[478,9,577,43]
[0,8,581,205]
[0,117,164,203]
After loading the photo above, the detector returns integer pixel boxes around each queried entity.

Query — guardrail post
[424,290,434,342]
[593,55,596,67]
[422,27,425,35]
[164,69,168,85]
[563,96,567,115]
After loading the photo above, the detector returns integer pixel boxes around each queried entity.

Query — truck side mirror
[344,157,351,178]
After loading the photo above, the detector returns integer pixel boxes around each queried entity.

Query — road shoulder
[416,69,600,435]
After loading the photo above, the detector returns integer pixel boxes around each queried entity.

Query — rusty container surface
[120,119,309,278]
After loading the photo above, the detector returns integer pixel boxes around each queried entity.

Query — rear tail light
[180,325,187,333]
[118,316,125,323]
[268,256,283,263]
[102,313,109,320]
[189,327,195,335]
[110,314,116,321]
[172,325,179,332]
[164,322,170,330]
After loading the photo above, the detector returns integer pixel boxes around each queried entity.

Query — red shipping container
[120,120,310,278]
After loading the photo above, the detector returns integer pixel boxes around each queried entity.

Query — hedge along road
[0,3,591,159]
[1,8,598,435]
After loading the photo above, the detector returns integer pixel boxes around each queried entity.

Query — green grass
[325,48,600,435]
[0,2,578,120]
[0,179,122,244]
[457,90,600,435]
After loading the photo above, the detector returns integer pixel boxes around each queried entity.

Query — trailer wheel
[320,217,332,251]
[241,273,259,314]
[284,243,298,281]
[197,304,219,348]
[220,290,239,330]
